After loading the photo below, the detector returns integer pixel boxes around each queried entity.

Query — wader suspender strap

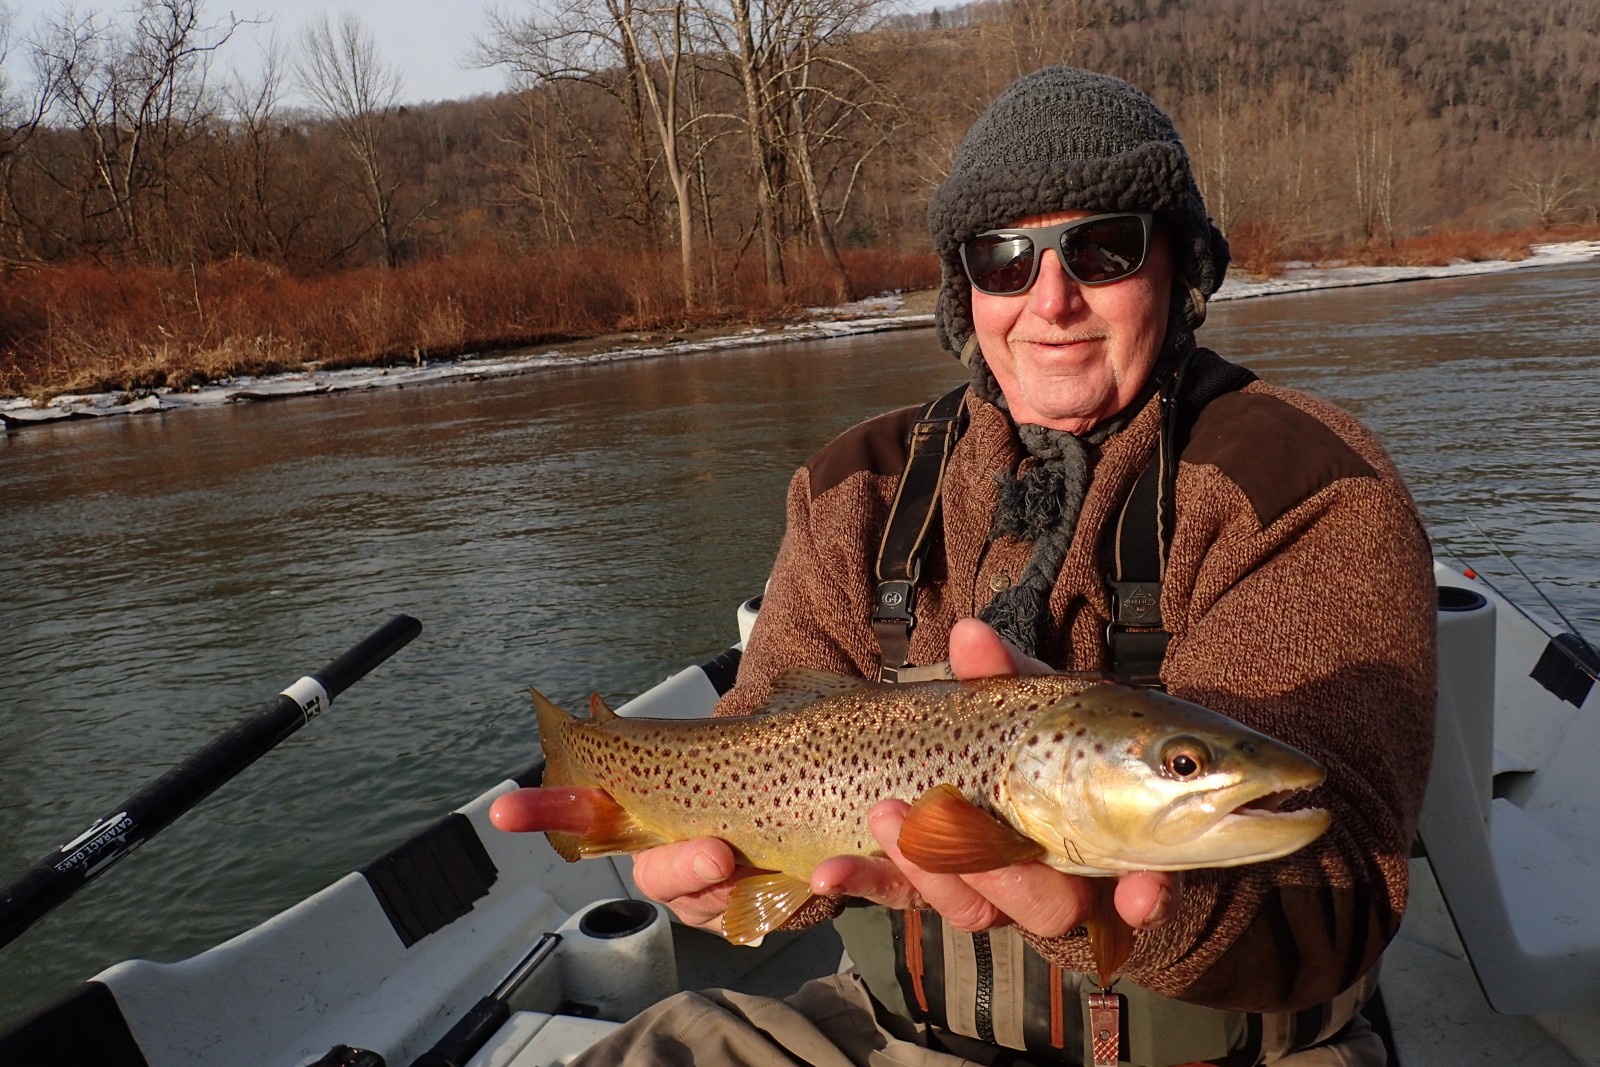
[1105,386,1181,688]
[873,385,969,682]
[1105,354,1259,688]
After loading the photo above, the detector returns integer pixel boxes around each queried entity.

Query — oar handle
[314,613,424,701]
[0,614,422,952]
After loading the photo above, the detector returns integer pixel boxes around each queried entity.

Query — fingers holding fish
[1115,869,1178,929]
[809,853,927,912]
[630,837,743,931]
[488,786,612,834]
[948,618,1054,680]
[871,798,1115,936]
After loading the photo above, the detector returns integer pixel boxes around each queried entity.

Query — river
[1,261,1597,1027]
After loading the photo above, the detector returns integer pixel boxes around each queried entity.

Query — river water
[1,261,1597,1027]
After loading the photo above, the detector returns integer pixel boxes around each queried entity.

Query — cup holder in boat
[1438,586,1489,613]
[578,898,659,940]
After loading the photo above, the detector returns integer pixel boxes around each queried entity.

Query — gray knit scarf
[973,334,1190,657]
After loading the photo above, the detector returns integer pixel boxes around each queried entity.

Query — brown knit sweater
[715,368,1437,1015]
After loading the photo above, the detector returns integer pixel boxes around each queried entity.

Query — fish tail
[529,686,668,861]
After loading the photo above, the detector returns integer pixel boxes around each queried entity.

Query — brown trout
[533,669,1328,967]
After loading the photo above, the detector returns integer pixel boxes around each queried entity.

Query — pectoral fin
[897,784,1045,872]
[547,790,670,862]
[1088,878,1134,987]
[723,872,814,946]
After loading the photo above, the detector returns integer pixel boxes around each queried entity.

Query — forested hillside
[1,0,1595,396]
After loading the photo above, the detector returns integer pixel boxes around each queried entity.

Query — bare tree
[720,0,786,293]
[477,0,706,308]
[0,5,56,260]
[613,0,702,308]
[476,2,664,246]
[1000,0,1093,78]
[776,0,894,301]
[1341,48,1413,246]
[296,12,409,267]
[1507,167,1591,229]
[32,0,239,261]
[211,35,305,259]
[485,77,583,246]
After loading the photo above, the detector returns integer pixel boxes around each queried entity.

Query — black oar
[0,613,423,951]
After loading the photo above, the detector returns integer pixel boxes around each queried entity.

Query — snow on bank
[0,308,926,428]
[1212,240,1600,301]
[5,242,1597,428]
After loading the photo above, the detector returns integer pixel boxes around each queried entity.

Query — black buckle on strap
[873,571,920,625]
[1107,579,1163,628]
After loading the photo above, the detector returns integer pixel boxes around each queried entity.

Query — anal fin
[723,872,814,946]
[897,784,1045,872]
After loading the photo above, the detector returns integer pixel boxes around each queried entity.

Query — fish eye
[1161,739,1209,780]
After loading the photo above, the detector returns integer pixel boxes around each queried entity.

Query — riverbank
[5,239,1598,428]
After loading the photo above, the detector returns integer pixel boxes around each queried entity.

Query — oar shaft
[0,614,422,951]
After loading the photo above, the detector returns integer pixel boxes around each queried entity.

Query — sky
[4,0,511,106]
[3,0,939,109]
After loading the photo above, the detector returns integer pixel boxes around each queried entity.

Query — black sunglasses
[959,212,1154,296]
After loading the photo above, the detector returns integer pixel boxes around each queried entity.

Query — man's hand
[490,790,751,935]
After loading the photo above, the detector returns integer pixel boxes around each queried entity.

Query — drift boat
[2,561,1598,1067]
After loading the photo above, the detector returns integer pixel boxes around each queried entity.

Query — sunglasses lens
[1062,215,1147,284]
[963,234,1037,295]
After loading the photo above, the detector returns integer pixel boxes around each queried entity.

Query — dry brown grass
[0,245,942,400]
[4,224,1593,400]
[1235,223,1600,278]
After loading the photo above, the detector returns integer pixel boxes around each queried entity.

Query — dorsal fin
[759,668,869,713]
[588,691,618,723]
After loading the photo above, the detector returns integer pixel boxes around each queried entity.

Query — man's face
[970,210,1174,434]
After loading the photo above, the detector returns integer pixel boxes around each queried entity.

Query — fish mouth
[1147,772,1328,861]
[1234,789,1295,815]
[1212,788,1330,858]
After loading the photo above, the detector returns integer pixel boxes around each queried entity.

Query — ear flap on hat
[1187,283,1208,327]
[958,335,980,366]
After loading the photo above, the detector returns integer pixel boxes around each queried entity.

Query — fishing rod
[1448,522,1599,681]
[0,613,423,952]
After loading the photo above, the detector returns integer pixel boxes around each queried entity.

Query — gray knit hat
[929,66,1229,358]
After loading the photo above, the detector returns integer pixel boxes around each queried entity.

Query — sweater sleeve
[1107,396,1438,1011]
[714,466,873,718]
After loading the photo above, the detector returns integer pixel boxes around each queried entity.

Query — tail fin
[529,686,667,861]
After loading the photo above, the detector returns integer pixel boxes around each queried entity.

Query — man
[498,65,1436,1065]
